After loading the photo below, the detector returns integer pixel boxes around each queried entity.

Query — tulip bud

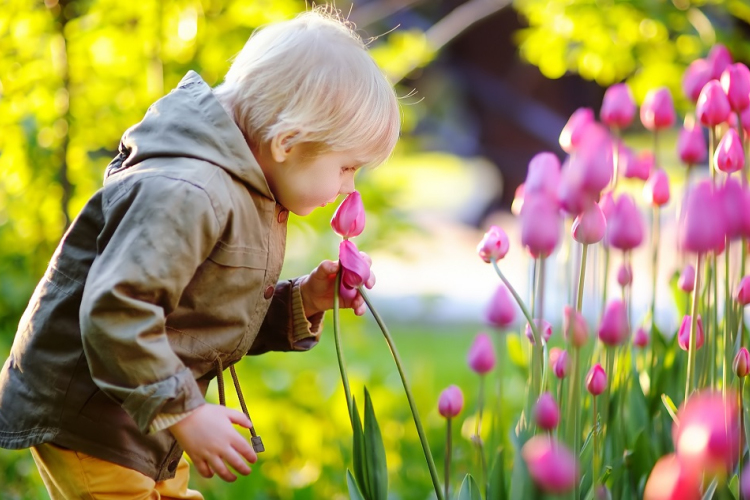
[721,177,747,240]
[740,106,750,136]
[520,194,561,258]
[715,128,745,174]
[708,43,733,80]
[640,87,676,131]
[331,191,365,238]
[734,348,750,378]
[677,120,707,166]
[485,284,516,328]
[607,194,644,251]
[586,364,607,396]
[572,123,615,194]
[563,305,588,348]
[549,347,563,369]
[737,276,750,305]
[560,108,595,153]
[617,263,632,287]
[554,350,570,379]
[633,326,649,348]
[622,150,653,181]
[477,225,510,263]
[679,180,726,254]
[521,436,579,494]
[511,183,525,216]
[644,454,701,500]
[697,80,731,127]
[438,385,464,418]
[682,58,713,102]
[678,314,705,351]
[467,332,496,375]
[601,83,636,129]
[643,168,670,207]
[534,392,560,430]
[526,152,561,198]
[572,202,606,245]
[339,240,371,290]
[599,299,630,346]
[678,264,696,292]
[525,319,553,345]
[721,63,750,111]
[557,158,597,216]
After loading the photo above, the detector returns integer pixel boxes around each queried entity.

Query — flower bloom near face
[734,348,750,378]
[438,385,464,418]
[525,319,552,345]
[643,454,701,500]
[677,120,707,165]
[600,83,636,129]
[677,314,704,351]
[331,190,365,238]
[477,225,510,263]
[534,392,560,430]
[640,87,676,131]
[521,436,579,494]
[696,80,731,127]
[467,332,496,375]
[339,240,371,301]
[598,299,629,346]
[586,364,607,396]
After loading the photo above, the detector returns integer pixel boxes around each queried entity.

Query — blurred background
[2,0,750,498]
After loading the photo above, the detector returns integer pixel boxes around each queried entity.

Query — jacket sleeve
[247,277,324,355]
[80,175,221,434]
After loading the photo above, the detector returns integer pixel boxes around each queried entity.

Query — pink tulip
[525,319,552,345]
[678,180,726,253]
[640,87,676,131]
[485,284,516,328]
[606,194,644,251]
[572,202,606,245]
[677,314,704,351]
[554,350,570,379]
[708,44,733,80]
[643,454,701,500]
[643,168,670,207]
[617,262,632,287]
[737,276,750,305]
[622,150,653,181]
[339,240,371,294]
[598,299,630,346]
[721,63,750,111]
[511,183,525,216]
[682,58,713,102]
[740,106,750,135]
[742,463,750,500]
[534,392,560,430]
[672,389,740,476]
[720,177,748,240]
[734,347,750,378]
[677,120,707,166]
[599,191,616,219]
[520,194,561,258]
[525,152,561,198]
[557,158,597,216]
[521,436,578,494]
[601,83,636,129]
[714,128,745,173]
[585,364,607,396]
[633,327,649,348]
[549,347,563,369]
[563,305,588,348]
[477,225,510,264]
[467,332,496,374]
[438,385,464,418]
[678,264,695,292]
[572,123,615,194]
[559,108,595,153]
[331,191,365,238]
[696,80,731,127]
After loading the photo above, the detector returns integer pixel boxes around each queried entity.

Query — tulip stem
[650,207,660,333]
[601,247,611,318]
[593,396,600,489]
[686,255,703,401]
[445,418,452,500]
[740,379,746,499]
[577,244,588,312]
[725,237,732,400]
[358,286,445,500]
[612,127,621,192]
[475,375,488,499]
[332,270,353,422]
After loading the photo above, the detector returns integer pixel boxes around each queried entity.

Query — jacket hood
[115,71,273,199]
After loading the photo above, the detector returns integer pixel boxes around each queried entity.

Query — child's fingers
[223,447,252,476]
[209,455,236,482]
[226,408,253,429]
[233,435,258,464]
[195,459,214,479]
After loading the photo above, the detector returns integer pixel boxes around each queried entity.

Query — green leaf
[347,469,367,500]
[625,431,656,492]
[702,477,719,500]
[729,472,740,499]
[351,397,371,499]
[364,388,388,500]
[661,394,679,424]
[487,447,507,500]
[457,474,483,500]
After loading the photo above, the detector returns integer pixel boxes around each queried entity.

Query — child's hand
[169,404,257,482]
[300,255,376,317]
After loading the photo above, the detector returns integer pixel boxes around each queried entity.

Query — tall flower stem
[611,128,621,192]
[358,287,445,500]
[593,396,600,489]
[444,417,452,500]
[601,247,611,317]
[725,237,733,400]
[475,375,488,498]
[492,333,507,453]
[686,255,703,401]
[333,270,353,421]
[739,378,746,498]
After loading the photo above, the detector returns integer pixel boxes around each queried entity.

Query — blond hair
[214,6,400,167]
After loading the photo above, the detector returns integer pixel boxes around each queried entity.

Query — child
[0,6,399,498]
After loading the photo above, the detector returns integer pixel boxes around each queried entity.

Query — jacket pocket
[208,242,267,269]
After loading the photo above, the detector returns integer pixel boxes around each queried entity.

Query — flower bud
[534,392,560,430]
[678,180,726,254]
[697,80,731,127]
[554,350,570,379]
[525,319,553,345]
[633,327,649,348]
[331,191,365,238]
[643,168,670,207]
[734,348,750,378]
[640,87,675,131]
[682,58,712,103]
[678,314,705,351]
[715,128,745,174]
[467,332,496,375]
[677,120,707,166]
[678,264,695,292]
[601,83,636,129]
[617,263,632,287]
[438,385,464,418]
[339,240,371,290]
[572,202,606,245]
[644,454,701,500]
[622,150,653,181]
[477,225,510,264]
[563,305,588,348]
[525,152,561,198]
[520,195,561,259]
[521,436,578,494]
[607,194,644,251]
[549,347,563,369]
[599,300,630,346]
[720,62,750,111]
[485,284,516,328]
[708,43,733,80]
[586,364,607,396]
[560,108,595,153]
[737,276,750,306]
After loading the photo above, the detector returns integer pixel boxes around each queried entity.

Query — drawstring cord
[216,357,265,453]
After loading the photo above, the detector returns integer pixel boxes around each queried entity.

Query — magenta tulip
[708,43,733,79]
[339,240,371,291]
[682,58,713,102]
[438,385,464,418]
[720,177,748,240]
[525,319,552,345]
[606,194,644,251]
[643,168,670,207]
[622,150,653,181]
[740,106,750,135]
[572,202,606,245]
[678,180,726,253]
[586,364,607,396]
[557,158,597,216]
[467,332,496,374]
[485,283,516,328]
[633,327,649,348]
[601,83,636,129]
[534,392,560,430]
[331,190,365,238]
[520,194,561,258]
[677,314,704,351]
[737,276,750,305]
[553,350,570,379]
[715,128,745,173]
[644,454,701,500]
[678,264,696,292]
[522,436,578,494]
[721,63,750,111]
[677,120,707,165]
[697,80,731,127]
[616,262,632,287]
[560,108,595,153]
[640,87,676,131]
[477,225,510,263]
[525,152,561,198]
[734,348,750,378]
[563,305,588,348]
[598,299,630,346]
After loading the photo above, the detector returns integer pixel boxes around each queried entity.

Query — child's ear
[269,131,300,163]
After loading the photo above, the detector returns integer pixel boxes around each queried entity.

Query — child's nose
[341,177,355,195]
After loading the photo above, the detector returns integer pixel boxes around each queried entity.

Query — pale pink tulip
[678,180,726,253]
[737,276,750,305]
[708,44,733,79]
[522,436,578,494]
[477,225,510,263]
[534,392,560,430]
[525,319,552,345]
[599,299,630,346]
[601,83,636,129]
[606,194,644,251]
[720,177,747,240]
[511,183,525,216]
[721,63,750,111]
[682,58,713,102]
[677,314,704,351]
[644,168,670,207]
[485,284,516,328]
[563,305,588,348]
[560,108,595,153]
[438,385,464,418]
[520,194,561,258]
[697,80,731,127]
[617,263,632,287]
[586,364,607,396]
[467,333,496,374]
[525,152,561,198]
[643,454,701,500]
[714,128,745,173]
[572,202,606,244]
[622,150,653,181]
[553,350,570,379]
[566,123,615,196]
[640,87,676,131]
[599,191,616,220]
[677,120,707,165]
[549,347,562,369]
[331,190,365,238]
[678,264,695,292]
[734,348,750,378]
[633,327,649,348]
[557,158,597,216]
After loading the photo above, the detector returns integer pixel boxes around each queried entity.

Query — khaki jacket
[0,71,322,481]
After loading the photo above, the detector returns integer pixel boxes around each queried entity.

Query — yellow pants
[31,442,204,500]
